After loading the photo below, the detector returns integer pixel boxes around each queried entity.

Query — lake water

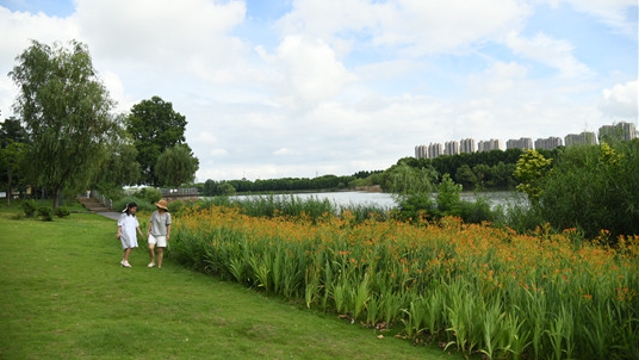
[232,191,523,210]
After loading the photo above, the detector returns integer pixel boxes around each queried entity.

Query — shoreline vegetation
[170,202,638,360]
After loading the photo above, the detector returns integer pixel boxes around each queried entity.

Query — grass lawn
[0,201,459,360]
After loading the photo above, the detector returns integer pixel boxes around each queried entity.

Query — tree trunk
[53,187,60,209]
[6,168,11,207]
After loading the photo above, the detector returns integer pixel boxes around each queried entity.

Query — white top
[118,213,139,249]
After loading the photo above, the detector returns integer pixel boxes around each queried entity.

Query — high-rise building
[444,141,460,156]
[598,122,637,142]
[428,143,443,159]
[565,132,597,146]
[506,137,533,150]
[478,139,502,152]
[534,137,563,150]
[460,138,476,154]
[414,145,428,159]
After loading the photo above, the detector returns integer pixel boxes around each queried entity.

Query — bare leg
[123,248,132,262]
[157,247,164,268]
[148,243,156,265]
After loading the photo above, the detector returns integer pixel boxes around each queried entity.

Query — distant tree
[0,117,29,205]
[154,144,199,187]
[217,182,236,195]
[455,164,477,189]
[92,117,141,192]
[9,40,116,208]
[383,163,437,196]
[514,149,553,205]
[127,96,187,186]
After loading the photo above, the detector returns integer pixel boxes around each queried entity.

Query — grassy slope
[0,203,457,360]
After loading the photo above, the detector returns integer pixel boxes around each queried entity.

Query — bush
[134,187,162,204]
[54,206,71,218]
[113,196,155,213]
[537,141,639,239]
[21,199,38,218]
[457,197,500,224]
[168,200,186,215]
[38,206,53,221]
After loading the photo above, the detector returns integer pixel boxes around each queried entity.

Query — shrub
[168,200,186,215]
[538,140,639,239]
[54,206,71,218]
[134,187,162,204]
[38,206,53,221]
[113,196,155,213]
[21,199,38,218]
[457,197,500,224]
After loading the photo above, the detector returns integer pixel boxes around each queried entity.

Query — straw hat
[155,199,169,211]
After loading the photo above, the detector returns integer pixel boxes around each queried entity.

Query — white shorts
[148,234,167,248]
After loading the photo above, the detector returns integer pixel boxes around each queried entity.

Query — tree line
[200,148,561,196]
[0,40,199,208]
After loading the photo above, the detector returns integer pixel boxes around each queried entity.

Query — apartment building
[534,137,563,150]
[428,143,443,159]
[478,139,502,152]
[598,122,637,142]
[444,140,460,156]
[565,132,597,146]
[460,138,476,154]
[506,137,533,150]
[414,145,428,159]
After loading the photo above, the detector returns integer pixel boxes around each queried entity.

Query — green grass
[0,201,457,359]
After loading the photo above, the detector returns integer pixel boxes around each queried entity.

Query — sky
[0,0,637,182]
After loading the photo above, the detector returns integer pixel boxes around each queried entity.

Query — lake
[231,190,523,210]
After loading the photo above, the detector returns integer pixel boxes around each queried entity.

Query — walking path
[77,197,120,220]
[97,211,121,220]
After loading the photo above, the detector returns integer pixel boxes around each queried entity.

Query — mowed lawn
[0,204,456,360]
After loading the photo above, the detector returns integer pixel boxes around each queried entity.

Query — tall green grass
[172,205,639,359]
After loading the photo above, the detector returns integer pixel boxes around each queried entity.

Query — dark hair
[123,202,138,217]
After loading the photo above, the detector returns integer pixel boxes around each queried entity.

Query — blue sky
[0,0,637,181]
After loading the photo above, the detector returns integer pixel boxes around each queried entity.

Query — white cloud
[258,35,357,110]
[505,31,592,78]
[543,0,638,38]
[469,61,528,93]
[0,7,79,72]
[278,0,531,55]
[210,148,228,156]
[74,0,248,81]
[600,80,638,118]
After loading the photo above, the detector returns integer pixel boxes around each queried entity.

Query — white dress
[118,213,139,249]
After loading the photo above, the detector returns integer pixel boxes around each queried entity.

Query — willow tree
[9,40,116,208]
[154,144,199,187]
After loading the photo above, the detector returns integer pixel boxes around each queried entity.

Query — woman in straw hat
[146,199,172,268]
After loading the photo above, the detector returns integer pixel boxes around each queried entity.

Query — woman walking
[146,199,172,268]
[117,202,144,268]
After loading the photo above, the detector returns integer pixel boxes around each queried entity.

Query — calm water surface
[232,191,522,209]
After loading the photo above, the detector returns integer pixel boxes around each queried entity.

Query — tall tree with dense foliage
[9,40,116,207]
[0,117,28,205]
[538,141,639,239]
[154,144,199,187]
[126,96,187,186]
[92,116,142,192]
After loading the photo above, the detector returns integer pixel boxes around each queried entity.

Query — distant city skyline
[415,121,637,159]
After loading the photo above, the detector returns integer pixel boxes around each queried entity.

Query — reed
[170,205,639,359]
